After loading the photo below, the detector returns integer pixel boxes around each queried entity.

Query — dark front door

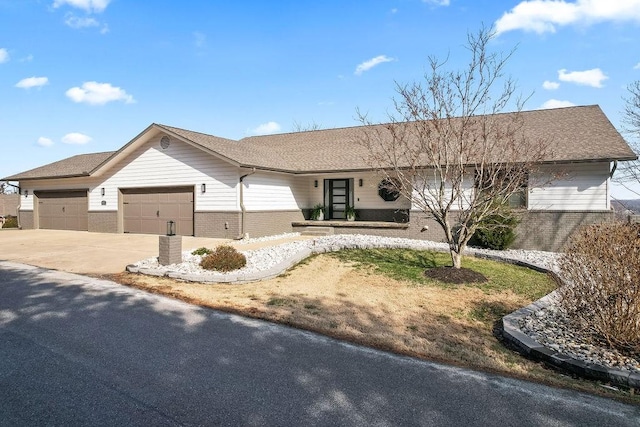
[325,179,350,220]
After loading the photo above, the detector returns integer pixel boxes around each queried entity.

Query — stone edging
[127,247,314,284]
[478,252,640,389]
[500,270,640,390]
[127,241,639,388]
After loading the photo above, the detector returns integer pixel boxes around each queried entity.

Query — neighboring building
[0,193,19,225]
[4,105,637,250]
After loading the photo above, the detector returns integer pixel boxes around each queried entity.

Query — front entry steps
[299,226,335,236]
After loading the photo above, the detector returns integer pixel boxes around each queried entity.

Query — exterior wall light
[101,187,105,196]
[24,190,28,197]
[201,183,206,193]
[314,180,318,188]
[359,179,363,187]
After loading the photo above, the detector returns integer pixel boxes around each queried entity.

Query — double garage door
[122,187,194,236]
[36,190,89,231]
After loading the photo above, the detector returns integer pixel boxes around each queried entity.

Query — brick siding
[88,211,118,233]
[18,210,34,229]
[194,211,242,239]
[245,210,305,238]
[513,210,614,251]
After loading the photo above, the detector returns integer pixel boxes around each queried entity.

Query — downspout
[236,168,257,239]
[608,161,618,211]
[609,160,618,178]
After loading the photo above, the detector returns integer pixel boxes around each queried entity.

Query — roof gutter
[236,168,257,239]
[2,173,91,181]
[3,182,21,193]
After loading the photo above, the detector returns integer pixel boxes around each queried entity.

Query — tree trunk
[450,250,462,269]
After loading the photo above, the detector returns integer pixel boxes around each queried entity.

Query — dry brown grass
[108,254,639,403]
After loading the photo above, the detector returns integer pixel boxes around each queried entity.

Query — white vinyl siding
[243,172,310,210]
[528,162,610,211]
[92,136,239,211]
[410,172,474,211]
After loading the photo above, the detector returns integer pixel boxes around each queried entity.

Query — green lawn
[328,248,557,300]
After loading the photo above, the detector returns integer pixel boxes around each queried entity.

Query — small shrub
[558,222,640,354]
[200,245,246,272]
[191,247,213,256]
[471,210,520,250]
[2,216,18,229]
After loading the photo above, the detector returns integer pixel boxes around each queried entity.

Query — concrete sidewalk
[0,229,311,275]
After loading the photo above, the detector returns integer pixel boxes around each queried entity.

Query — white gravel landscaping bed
[130,233,560,279]
[519,297,640,374]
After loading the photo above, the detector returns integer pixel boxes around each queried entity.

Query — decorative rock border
[501,269,640,390]
[127,247,314,284]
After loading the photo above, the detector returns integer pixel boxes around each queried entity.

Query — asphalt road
[1,261,638,426]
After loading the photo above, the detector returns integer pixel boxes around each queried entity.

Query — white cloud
[19,54,34,63]
[354,55,395,76]
[423,0,450,5]
[540,99,576,109]
[37,137,54,147]
[53,0,111,13]
[634,62,640,70]
[495,0,640,35]
[0,48,9,63]
[62,132,92,145]
[15,76,49,89]
[65,15,99,29]
[64,13,108,32]
[558,68,608,88]
[66,81,135,105]
[251,121,281,135]
[193,32,206,48]
[542,80,560,90]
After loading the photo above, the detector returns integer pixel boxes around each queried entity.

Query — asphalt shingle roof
[4,152,115,180]
[4,105,636,181]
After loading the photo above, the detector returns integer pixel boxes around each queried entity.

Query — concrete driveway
[0,229,231,274]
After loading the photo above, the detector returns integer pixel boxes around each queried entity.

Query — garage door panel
[139,219,161,235]
[178,204,191,219]
[36,191,88,231]
[162,205,179,218]
[140,204,159,219]
[122,187,193,236]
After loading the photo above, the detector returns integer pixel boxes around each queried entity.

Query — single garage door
[122,187,194,236]
[36,190,88,231]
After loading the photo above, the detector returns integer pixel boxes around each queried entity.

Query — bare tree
[292,120,322,132]
[616,81,640,197]
[357,27,551,269]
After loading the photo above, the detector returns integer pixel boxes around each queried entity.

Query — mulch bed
[424,266,488,284]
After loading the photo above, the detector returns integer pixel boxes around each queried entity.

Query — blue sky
[1,0,639,198]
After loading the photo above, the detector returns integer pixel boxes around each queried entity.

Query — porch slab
[292,220,409,229]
